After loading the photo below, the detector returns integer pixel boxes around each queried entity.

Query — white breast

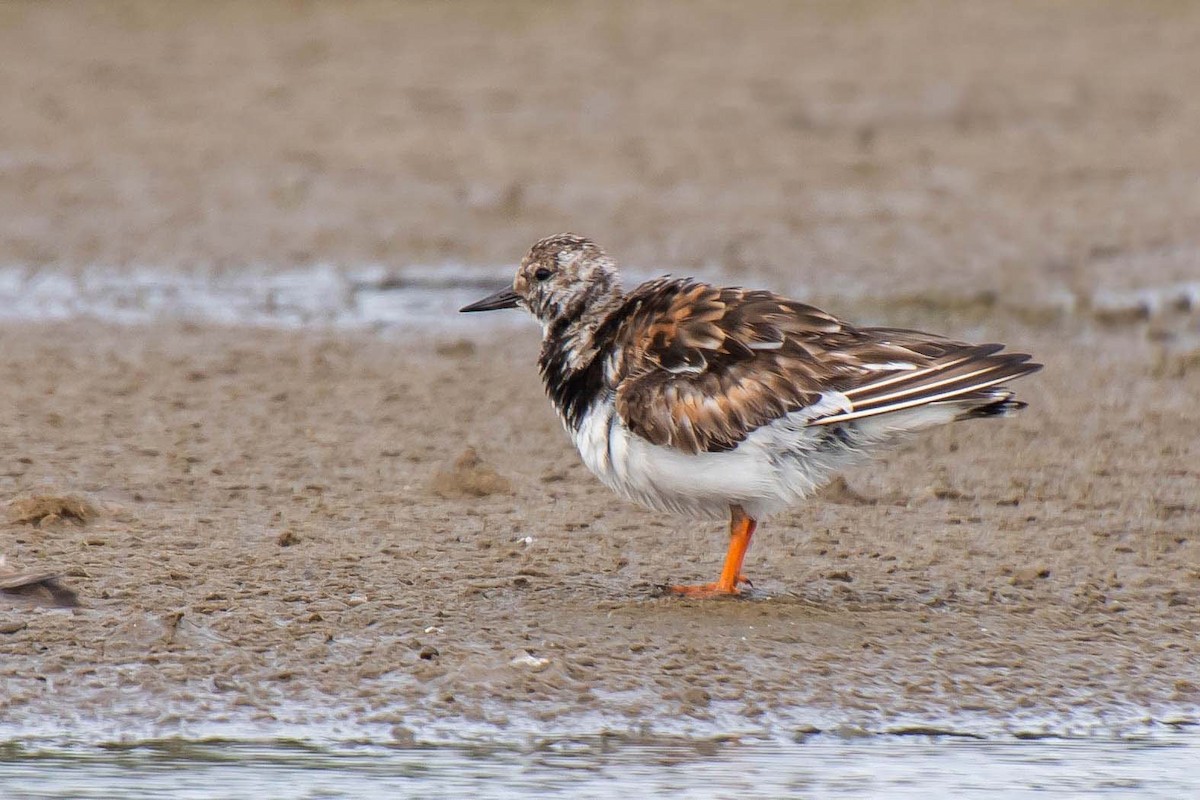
[569,396,871,520]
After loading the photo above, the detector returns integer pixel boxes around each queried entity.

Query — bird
[461,234,1041,598]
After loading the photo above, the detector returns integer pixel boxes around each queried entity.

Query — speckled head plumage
[514,233,622,329]
[460,233,622,332]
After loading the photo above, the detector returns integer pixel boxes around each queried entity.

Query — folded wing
[610,279,1041,453]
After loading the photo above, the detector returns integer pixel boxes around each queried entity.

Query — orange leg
[669,505,757,598]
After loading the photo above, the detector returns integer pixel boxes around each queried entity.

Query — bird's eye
[534,267,552,281]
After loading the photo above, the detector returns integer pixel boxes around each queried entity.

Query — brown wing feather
[611,279,1041,453]
[612,279,849,453]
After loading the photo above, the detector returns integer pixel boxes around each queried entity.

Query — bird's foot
[665,574,752,598]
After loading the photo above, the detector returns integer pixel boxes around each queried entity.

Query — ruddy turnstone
[462,234,1041,597]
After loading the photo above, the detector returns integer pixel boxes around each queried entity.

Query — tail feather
[810,350,1042,427]
[953,394,1027,420]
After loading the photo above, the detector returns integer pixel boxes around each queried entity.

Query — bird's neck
[537,285,625,431]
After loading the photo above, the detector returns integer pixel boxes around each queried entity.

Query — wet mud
[0,1,1197,745]
[1,319,1196,741]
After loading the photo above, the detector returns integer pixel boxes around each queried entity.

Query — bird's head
[460,233,622,330]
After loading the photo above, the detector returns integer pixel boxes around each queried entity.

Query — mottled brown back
[609,278,1037,453]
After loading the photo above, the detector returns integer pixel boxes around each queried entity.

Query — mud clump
[430,447,513,498]
[1009,567,1051,587]
[0,557,80,608]
[7,494,99,527]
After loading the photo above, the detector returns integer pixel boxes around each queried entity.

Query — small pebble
[510,652,551,672]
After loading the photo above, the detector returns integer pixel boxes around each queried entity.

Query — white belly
[570,398,864,519]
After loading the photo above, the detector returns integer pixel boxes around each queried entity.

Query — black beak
[460,286,520,313]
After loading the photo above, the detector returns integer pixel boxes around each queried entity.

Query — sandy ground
[0,2,1198,741]
[1,317,1197,739]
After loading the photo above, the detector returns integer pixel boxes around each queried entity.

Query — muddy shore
[1,315,1197,741]
[0,1,1198,743]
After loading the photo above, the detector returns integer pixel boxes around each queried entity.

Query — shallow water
[0,264,521,332]
[2,732,1198,799]
[0,264,1196,332]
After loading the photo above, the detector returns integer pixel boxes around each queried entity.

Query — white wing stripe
[846,362,1005,409]
[841,350,983,398]
[808,372,1017,426]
